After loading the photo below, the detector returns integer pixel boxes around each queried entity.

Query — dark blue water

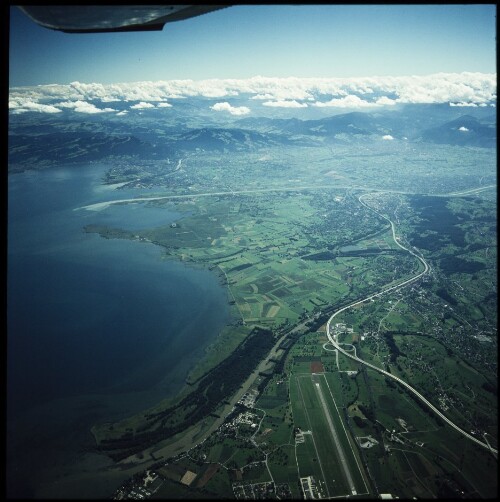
[7,164,230,497]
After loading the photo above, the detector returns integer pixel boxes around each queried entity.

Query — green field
[290,372,370,497]
[81,140,496,499]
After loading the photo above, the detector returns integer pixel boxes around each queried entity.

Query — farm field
[16,103,495,499]
[87,180,497,499]
[290,371,370,498]
[7,16,498,499]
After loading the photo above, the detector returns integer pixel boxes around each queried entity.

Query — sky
[9,4,497,87]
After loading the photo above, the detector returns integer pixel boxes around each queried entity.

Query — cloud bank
[262,99,308,108]
[313,95,374,108]
[9,99,62,114]
[56,100,116,113]
[9,72,496,115]
[130,101,156,109]
[210,102,250,115]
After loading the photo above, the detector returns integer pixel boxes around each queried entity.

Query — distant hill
[238,106,497,146]
[304,111,395,137]
[238,111,397,139]
[9,104,497,173]
[8,131,171,170]
[419,115,496,148]
[167,127,296,152]
[481,113,497,124]
[236,116,304,134]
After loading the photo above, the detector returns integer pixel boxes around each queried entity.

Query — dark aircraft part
[18,5,229,33]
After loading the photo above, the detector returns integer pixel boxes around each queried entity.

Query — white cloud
[157,102,172,108]
[56,100,116,113]
[262,99,308,108]
[56,100,79,108]
[116,110,128,116]
[313,94,375,108]
[210,102,250,115]
[450,102,478,107]
[273,100,308,108]
[9,98,62,114]
[251,93,276,100]
[9,72,496,114]
[382,134,394,140]
[130,101,155,109]
[458,126,469,132]
[392,72,496,104]
[376,96,397,106]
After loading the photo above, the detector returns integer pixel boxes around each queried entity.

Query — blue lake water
[7,164,230,497]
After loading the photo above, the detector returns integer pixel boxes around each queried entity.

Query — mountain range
[8,104,496,170]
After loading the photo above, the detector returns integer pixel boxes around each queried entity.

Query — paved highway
[326,194,498,455]
[77,183,496,211]
[82,183,496,456]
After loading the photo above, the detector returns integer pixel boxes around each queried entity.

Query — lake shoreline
[7,164,233,499]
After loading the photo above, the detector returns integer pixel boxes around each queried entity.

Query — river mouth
[7,164,230,498]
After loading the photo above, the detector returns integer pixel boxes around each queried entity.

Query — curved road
[84,184,496,456]
[326,194,497,455]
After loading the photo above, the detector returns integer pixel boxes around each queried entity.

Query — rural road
[325,195,498,455]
